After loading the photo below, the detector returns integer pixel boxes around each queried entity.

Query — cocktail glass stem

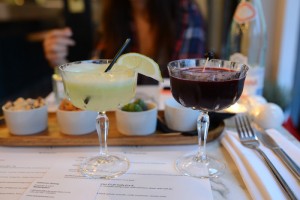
[96,112,108,156]
[196,111,209,162]
[80,111,129,178]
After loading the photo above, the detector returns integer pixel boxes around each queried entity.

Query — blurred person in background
[43,0,206,84]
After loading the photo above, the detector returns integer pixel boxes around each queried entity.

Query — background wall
[0,1,62,105]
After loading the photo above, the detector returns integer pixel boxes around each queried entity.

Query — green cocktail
[59,54,162,179]
[63,63,137,111]
[60,60,137,179]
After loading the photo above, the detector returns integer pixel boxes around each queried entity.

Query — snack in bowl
[58,98,81,111]
[121,98,148,112]
[56,99,97,135]
[2,97,48,135]
[116,98,158,136]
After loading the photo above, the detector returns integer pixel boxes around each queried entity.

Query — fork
[235,115,297,200]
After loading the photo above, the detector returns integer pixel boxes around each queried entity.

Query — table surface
[1,85,299,200]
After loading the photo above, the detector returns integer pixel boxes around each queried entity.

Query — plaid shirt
[173,0,206,60]
[130,0,206,61]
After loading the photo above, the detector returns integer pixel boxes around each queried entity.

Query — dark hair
[100,0,181,65]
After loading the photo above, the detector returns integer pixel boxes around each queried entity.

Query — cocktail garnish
[115,53,163,82]
[84,96,91,105]
[204,51,215,60]
[203,57,209,71]
[203,51,215,71]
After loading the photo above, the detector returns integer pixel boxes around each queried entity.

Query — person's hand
[43,27,75,67]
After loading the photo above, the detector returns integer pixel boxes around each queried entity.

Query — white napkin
[221,129,300,200]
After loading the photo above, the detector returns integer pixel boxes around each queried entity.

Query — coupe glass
[59,59,137,179]
[167,58,248,178]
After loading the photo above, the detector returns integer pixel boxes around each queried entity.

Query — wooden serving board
[0,111,224,147]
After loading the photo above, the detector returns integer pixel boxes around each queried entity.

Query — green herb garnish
[121,99,148,112]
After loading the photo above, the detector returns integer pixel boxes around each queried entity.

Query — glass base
[176,153,225,178]
[80,154,129,179]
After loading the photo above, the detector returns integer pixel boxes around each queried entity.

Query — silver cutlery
[253,122,300,181]
[235,114,297,200]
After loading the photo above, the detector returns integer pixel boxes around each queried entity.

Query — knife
[253,123,300,181]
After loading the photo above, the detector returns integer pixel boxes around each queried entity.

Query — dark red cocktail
[170,67,245,111]
[168,59,248,178]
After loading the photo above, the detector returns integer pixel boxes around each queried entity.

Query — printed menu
[0,151,213,200]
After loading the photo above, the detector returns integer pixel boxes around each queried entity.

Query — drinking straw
[104,38,131,72]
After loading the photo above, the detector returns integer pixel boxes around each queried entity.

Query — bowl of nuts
[115,99,158,136]
[2,97,48,135]
[56,99,97,135]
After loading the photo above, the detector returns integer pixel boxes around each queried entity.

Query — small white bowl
[2,105,48,135]
[56,109,97,135]
[164,98,199,132]
[115,102,158,136]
